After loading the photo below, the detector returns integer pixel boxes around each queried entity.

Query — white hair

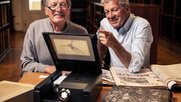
[101,0,129,7]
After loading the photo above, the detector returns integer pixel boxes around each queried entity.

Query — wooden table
[19,72,181,102]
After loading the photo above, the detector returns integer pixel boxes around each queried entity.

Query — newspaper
[110,67,165,87]
[151,64,181,89]
[102,69,115,85]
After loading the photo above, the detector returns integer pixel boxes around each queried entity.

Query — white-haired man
[97,0,153,72]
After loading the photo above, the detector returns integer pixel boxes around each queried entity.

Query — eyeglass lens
[47,2,68,10]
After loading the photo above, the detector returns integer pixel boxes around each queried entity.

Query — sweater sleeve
[20,22,47,73]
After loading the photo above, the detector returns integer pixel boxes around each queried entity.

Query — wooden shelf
[70,0,87,27]
[129,0,161,4]
[160,0,181,53]
[0,1,10,61]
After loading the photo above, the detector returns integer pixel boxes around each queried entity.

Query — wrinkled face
[103,0,129,28]
[45,0,70,24]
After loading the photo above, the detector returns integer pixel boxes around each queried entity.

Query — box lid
[43,32,101,74]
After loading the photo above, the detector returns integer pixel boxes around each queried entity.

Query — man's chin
[111,24,120,28]
[109,21,119,28]
[53,19,66,23]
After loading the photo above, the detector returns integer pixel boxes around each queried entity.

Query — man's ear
[126,5,130,12]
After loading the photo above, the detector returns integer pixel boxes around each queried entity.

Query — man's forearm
[97,41,107,66]
[111,40,131,68]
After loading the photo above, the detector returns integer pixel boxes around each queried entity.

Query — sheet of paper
[53,75,67,86]
[39,75,48,79]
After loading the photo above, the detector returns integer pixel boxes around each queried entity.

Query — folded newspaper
[102,64,181,90]
[109,67,165,87]
[102,67,165,87]
[151,64,181,90]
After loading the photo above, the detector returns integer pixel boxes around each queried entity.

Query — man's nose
[107,12,114,19]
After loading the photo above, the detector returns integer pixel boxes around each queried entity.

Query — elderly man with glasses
[20,0,88,74]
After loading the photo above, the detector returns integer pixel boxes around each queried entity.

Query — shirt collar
[118,13,135,35]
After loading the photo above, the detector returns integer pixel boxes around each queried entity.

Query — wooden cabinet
[0,1,10,61]
[160,0,181,54]
[86,1,160,64]
[70,0,87,27]
[129,0,160,5]
[86,2,104,33]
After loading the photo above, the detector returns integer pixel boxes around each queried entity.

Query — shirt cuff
[35,64,48,72]
[128,54,142,73]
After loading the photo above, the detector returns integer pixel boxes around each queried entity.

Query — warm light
[61,91,68,98]
[58,88,71,101]
[29,0,41,10]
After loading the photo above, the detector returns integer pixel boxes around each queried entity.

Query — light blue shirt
[100,13,153,72]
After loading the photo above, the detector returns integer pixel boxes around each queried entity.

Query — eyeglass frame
[42,0,71,11]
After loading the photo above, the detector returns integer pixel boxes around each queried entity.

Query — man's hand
[98,30,117,48]
[98,29,131,68]
[44,66,56,74]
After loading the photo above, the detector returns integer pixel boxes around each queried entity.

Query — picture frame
[49,34,95,61]
[43,32,101,73]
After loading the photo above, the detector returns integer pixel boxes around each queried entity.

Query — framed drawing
[50,34,95,61]
[43,32,101,74]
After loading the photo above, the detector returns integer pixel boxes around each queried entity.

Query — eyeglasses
[45,2,69,11]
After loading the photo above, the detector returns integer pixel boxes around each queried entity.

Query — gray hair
[42,0,71,8]
[101,0,129,7]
